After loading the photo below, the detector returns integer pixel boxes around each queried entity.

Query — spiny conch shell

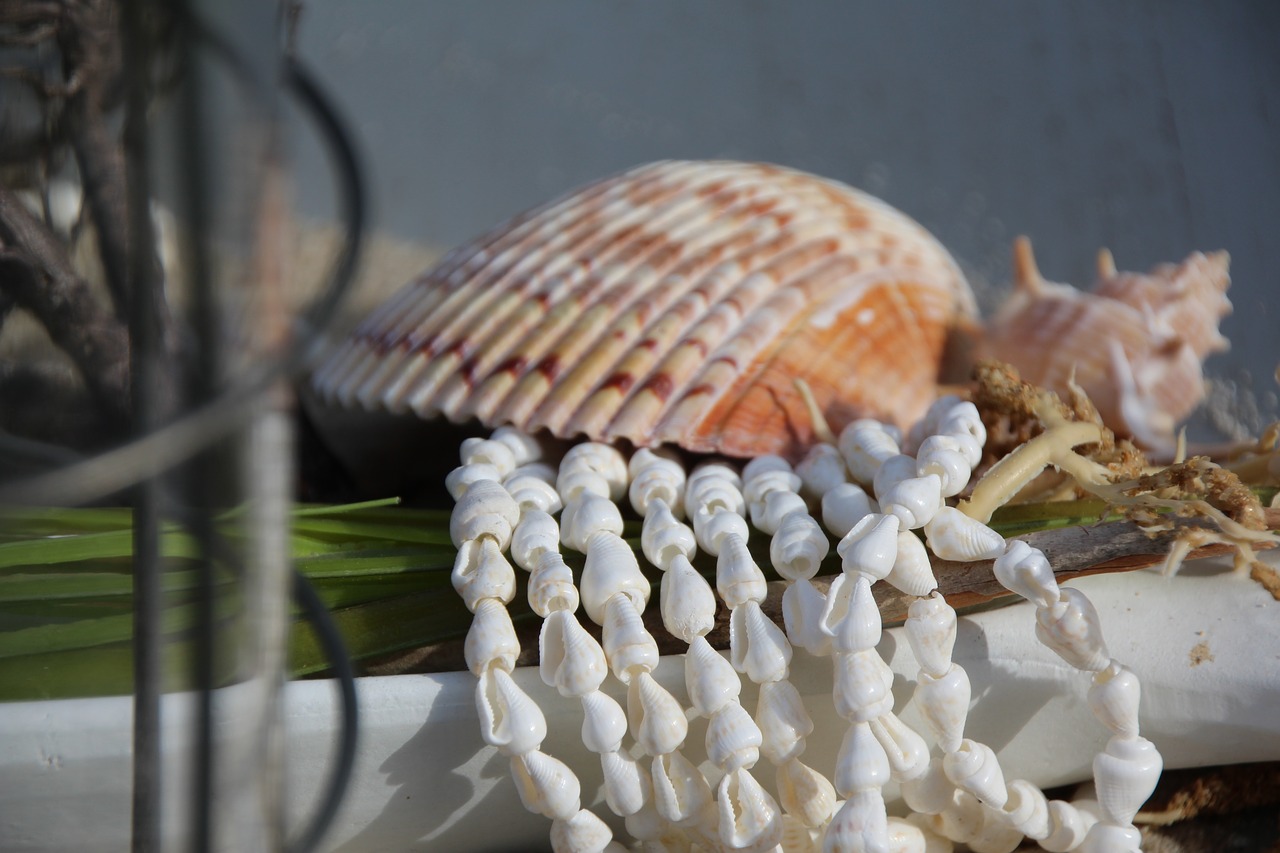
[315,160,974,459]
[539,609,608,697]
[510,749,581,820]
[717,767,784,853]
[980,236,1231,451]
[651,750,714,826]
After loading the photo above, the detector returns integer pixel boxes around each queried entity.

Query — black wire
[287,568,360,853]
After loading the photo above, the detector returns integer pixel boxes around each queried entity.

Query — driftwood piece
[365,508,1279,677]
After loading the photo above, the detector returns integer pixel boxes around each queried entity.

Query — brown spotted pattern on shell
[979,237,1231,450]
[314,161,975,458]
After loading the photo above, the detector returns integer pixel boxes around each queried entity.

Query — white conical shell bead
[685,635,742,717]
[832,649,895,723]
[884,817,932,853]
[630,467,685,518]
[560,441,628,500]
[1088,662,1142,739]
[1093,735,1162,827]
[706,700,763,771]
[695,506,750,556]
[717,767,783,853]
[580,689,628,754]
[838,512,900,580]
[743,455,795,487]
[916,434,973,497]
[797,443,848,501]
[840,419,900,486]
[628,671,689,756]
[622,796,663,842]
[771,512,830,581]
[465,597,520,676]
[717,533,769,608]
[452,536,517,611]
[527,551,579,617]
[822,482,878,538]
[943,739,1007,809]
[756,679,815,765]
[822,788,889,853]
[602,595,659,682]
[880,473,943,530]
[936,401,985,451]
[869,712,930,783]
[783,577,833,657]
[511,509,561,572]
[730,600,793,684]
[504,469,563,515]
[582,532,650,625]
[931,789,983,845]
[549,808,613,853]
[510,749,581,820]
[900,756,955,816]
[753,489,809,535]
[1035,587,1110,672]
[885,529,937,597]
[1078,823,1142,853]
[540,609,608,697]
[601,748,649,817]
[446,461,501,500]
[923,506,1005,562]
[661,554,718,643]
[476,667,546,756]
[993,539,1059,608]
[834,721,891,796]
[561,493,623,551]
[641,500,696,570]
[915,662,971,753]
[1003,778,1051,839]
[651,749,714,826]
[824,573,882,655]
[461,436,518,475]
[490,425,542,466]
[871,454,918,503]
[777,758,837,829]
[1041,800,1092,852]
[628,446,684,483]
[904,593,957,678]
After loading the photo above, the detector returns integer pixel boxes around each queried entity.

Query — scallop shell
[315,160,974,459]
[980,237,1231,450]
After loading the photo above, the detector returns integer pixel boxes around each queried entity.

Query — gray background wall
[294,1,1280,437]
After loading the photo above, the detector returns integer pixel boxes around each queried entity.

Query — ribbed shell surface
[313,161,976,459]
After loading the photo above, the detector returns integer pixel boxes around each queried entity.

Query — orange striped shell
[313,161,976,459]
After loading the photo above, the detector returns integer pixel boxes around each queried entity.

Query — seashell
[914,662,971,753]
[756,679,816,765]
[730,599,793,684]
[1002,778,1051,840]
[560,493,624,551]
[445,461,501,500]
[914,438,971,499]
[651,749,714,826]
[464,597,520,676]
[776,758,838,828]
[1087,662,1141,739]
[823,573,882,654]
[706,699,764,771]
[628,445,685,480]
[550,808,614,853]
[1034,587,1111,672]
[878,473,943,531]
[870,453,918,503]
[1041,799,1092,853]
[449,479,520,549]
[751,488,809,535]
[685,634,742,717]
[781,814,822,853]
[628,670,690,755]
[630,467,685,518]
[510,749,582,820]
[718,767,784,853]
[884,817,930,853]
[980,238,1230,450]
[841,419,903,486]
[510,509,560,572]
[693,505,750,556]
[922,506,1005,563]
[661,554,718,642]
[822,789,889,853]
[527,550,580,617]
[1078,823,1142,853]
[503,469,563,514]
[904,593,957,679]
[601,748,650,817]
[770,512,830,582]
[933,401,985,454]
[622,797,664,842]
[580,689,628,754]
[992,539,1059,609]
[822,482,878,539]
[743,464,801,502]
[930,790,983,846]
[832,649,896,723]
[581,531,650,624]
[556,467,612,504]
[942,739,1007,809]
[460,436,517,475]
[717,532,769,608]
[965,814,1023,853]
[869,712,930,783]
[900,756,956,817]
[1092,735,1162,827]
[602,594,659,681]
[905,393,964,454]
[837,512,900,580]
[476,667,547,755]
[834,721,891,796]
[797,442,848,501]
[317,161,976,460]
[782,577,833,657]
[540,609,608,697]
[451,537,516,612]
[885,529,938,597]
[490,425,544,466]
[559,441,629,500]
[642,500,697,570]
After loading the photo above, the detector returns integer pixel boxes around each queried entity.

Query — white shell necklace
[448,400,1162,853]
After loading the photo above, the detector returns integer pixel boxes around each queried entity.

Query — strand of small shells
[448,403,1164,852]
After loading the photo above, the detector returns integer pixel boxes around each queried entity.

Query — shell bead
[503,468,563,514]
[661,555,718,642]
[900,757,958,816]
[452,537,517,611]
[527,551,580,617]
[923,506,1005,562]
[834,721,891,796]
[822,482,878,538]
[717,767,783,853]
[685,636,742,717]
[838,513,900,580]
[1087,662,1142,739]
[777,759,838,828]
[770,512,830,581]
[560,494,624,551]
[510,749,582,820]
[1092,735,1162,827]
[445,462,501,500]
[540,609,608,697]
[751,488,809,535]
[870,454,918,503]
[823,573,882,654]
[694,506,750,556]
[742,453,794,482]
[511,509,561,572]
[602,594,659,681]
[580,689,628,754]
[1078,823,1142,853]
[1002,779,1051,839]
[869,712,930,783]
[628,670,690,755]
[1034,587,1111,672]
[992,539,1060,609]
[797,443,848,501]
[559,442,629,500]
[730,599,793,683]
[629,468,684,518]
[460,437,518,476]
[580,532,650,624]
[601,748,650,817]
[904,593,958,679]
[716,533,769,608]
[743,465,802,503]
[476,667,547,756]
[822,789,890,853]
[556,468,612,505]
[449,479,520,549]
[1040,800,1093,853]
[550,808,614,853]
[841,420,902,486]
[832,649,895,722]
[640,500,696,570]
[879,473,943,530]
[756,679,816,765]
[942,740,1007,809]
[465,597,520,675]
[490,425,543,466]
[706,699,764,771]
[915,663,972,753]
[651,750,714,826]
[885,529,937,597]
[782,578,833,657]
